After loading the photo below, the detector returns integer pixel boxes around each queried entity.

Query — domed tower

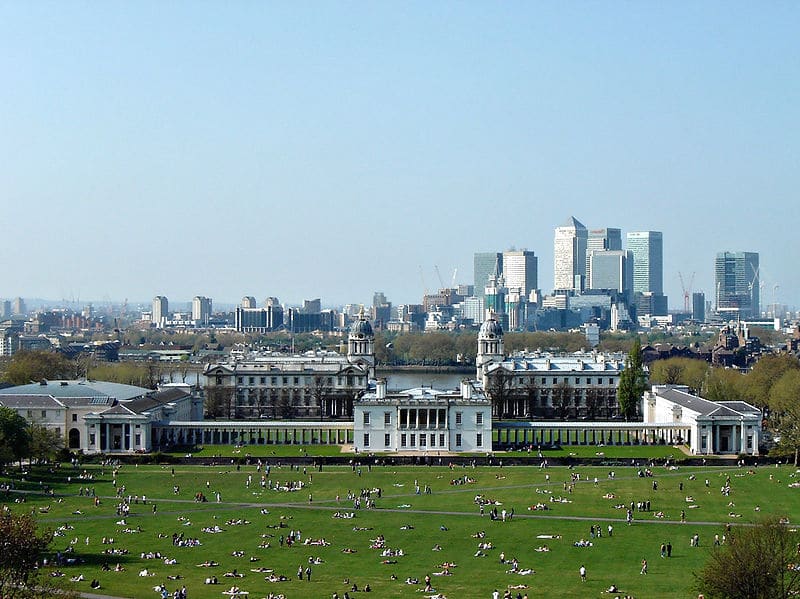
[476,315,505,382]
[347,307,375,378]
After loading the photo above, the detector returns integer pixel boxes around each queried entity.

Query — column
[740,422,747,454]
[707,426,714,454]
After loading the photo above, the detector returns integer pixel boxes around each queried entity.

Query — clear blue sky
[2,2,798,310]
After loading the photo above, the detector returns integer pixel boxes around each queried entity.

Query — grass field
[3,458,800,599]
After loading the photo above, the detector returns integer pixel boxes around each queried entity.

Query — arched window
[68,428,81,449]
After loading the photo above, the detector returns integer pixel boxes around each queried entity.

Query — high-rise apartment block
[474,252,502,300]
[152,296,168,328]
[554,217,587,291]
[626,231,663,294]
[192,296,212,325]
[715,251,759,318]
[692,292,706,322]
[502,250,538,297]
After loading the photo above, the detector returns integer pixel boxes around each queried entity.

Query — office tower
[554,216,588,291]
[152,296,168,328]
[474,252,502,300]
[192,296,212,325]
[586,228,622,287]
[627,231,663,294]
[502,250,538,296]
[241,296,256,309]
[715,252,759,318]
[302,298,321,313]
[692,292,706,322]
[1,300,10,319]
[588,250,633,298]
[264,297,281,308]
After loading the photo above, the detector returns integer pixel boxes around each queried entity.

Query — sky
[1,2,798,310]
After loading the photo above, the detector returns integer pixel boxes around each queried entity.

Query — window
[260,377,266,384]
[476,412,483,425]
[430,434,436,447]
[363,433,370,447]
[410,434,416,447]
[237,377,243,384]
[477,433,483,447]
[384,434,391,447]
[41,410,47,418]
[401,434,407,447]
[72,414,78,422]
[135,434,141,445]
[439,433,445,446]
[249,377,255,384]
[456,433,462,447]
[384,412,391,426]
[553,378,558,384]
[575,377,580,384]
[27,410,33,417]
[455,412,462,425]
[420,435,426,447]
[363,412,370,425]
[271,377,277,384]
[89,433,96,445]
[293,377,299,385]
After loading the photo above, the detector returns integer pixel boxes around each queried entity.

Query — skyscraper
[586,228,622,287]
[626,231,663,294]
[502,250,538,297]
[715,252,759,318]
[152,296,168,328]
[588,249,633,298]
[554,216,587,291]
[473,252,502,299]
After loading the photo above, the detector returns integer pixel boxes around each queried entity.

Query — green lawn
[3,460,799,599]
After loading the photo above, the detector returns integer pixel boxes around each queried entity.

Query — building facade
[715,251,759,319]
[502,250,538,297]
[586,227,622,286]
[554,216,588,291]
[353,379,492,453]
[643,385,761,455]
[152,296,168,328]
[626,231,663,295]
[192,296,212,325]
[476,317,626,419]
[204,312,375,419]
[474,252,503,300]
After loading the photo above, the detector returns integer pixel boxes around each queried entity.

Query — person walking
[579,564,586,581]
[640,558,648,575]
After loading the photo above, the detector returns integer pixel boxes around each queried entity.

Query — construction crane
[434,265,445,289]
[678,271,695,313]
[451,268,458,289]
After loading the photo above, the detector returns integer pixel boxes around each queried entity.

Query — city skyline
[2,4,798,308]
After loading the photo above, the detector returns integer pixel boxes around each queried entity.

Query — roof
[487,354,625,374]
[654,386,761,419]
[0,380,150,401]
[0,394,65,409]
[559,216,586,230]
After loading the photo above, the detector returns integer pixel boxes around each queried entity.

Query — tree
[0,511,58,599]
[649,358,709,393]
[486,368,514,419]
[695,517,800,599]
[744,354,800,408]
[617,337,647,421]
[28,424,64,464]
[1,350,80,385]
[0,407,31,467]
[553,381,574,421]
[768,369,800,466]
[703,368,745,401]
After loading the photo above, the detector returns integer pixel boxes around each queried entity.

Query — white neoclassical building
[353,379,492,453]
[643,385,762,455]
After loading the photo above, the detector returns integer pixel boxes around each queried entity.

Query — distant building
[473,252,502,300]
[12,297,26,316]
[715,251,759,319]
[152,296,168,328]
[586,228,622,285]
[502,250,538,297]
[192,296,212,326]
[353,379,492,453]
[627,231,663,295]
[692,292,706,322]
[554,216,588,291]
[241,296,257,309]
[587,249,633,299]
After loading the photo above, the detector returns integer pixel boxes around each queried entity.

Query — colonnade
[493,423,690,447]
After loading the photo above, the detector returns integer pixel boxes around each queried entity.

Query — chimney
[461,379,472,400]
[376,378,387,400]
